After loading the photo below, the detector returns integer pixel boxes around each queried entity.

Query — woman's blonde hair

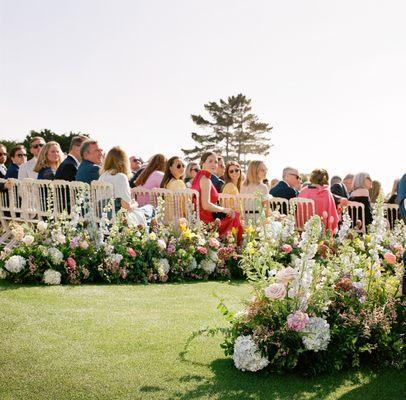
[100,146,131,178]
[33,141,62,172]
[243,160,264,186]
[369,180,382,203]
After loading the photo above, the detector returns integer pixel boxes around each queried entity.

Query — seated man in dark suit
[270,167,299,200]
[331,173,354,206]
[75,140,103,184]
[55,136,87,181]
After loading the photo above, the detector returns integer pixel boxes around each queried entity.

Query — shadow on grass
[173,358,406,400]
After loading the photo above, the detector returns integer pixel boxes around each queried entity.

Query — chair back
[23,178,54,222]
[347,201,366,233]
[90,181,115,223]
[383,204,400,229]
[269,197,289,214]
[289,198,315,230]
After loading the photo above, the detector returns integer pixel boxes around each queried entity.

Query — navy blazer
[5,163,19,179]
[269,181,297,200]
[55,155,78,182]
[211,174,224,193]
[75,160,100,184]
[38,167,56,180]
[331,183,348,205]
[398,173,406,221]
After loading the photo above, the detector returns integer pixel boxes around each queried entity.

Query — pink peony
[281,244,293,254]
[286,311,309,331]
[66,257,76,270]
[264,283,286,300]
[197,246,208,255]
[127,248,136,258]
[383,252,396,265]
[393,244,404,257]
[208,237,220,249]
[79,240,89,250]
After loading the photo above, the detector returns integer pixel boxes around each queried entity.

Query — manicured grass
[0,281,405,400]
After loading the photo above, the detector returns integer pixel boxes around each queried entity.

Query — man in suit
[0,144,7,178]
[55,136,87,181]
[75,140,104,184]
[18,136,45,180]
[331,174,354,205]
[210,155,225,192]
[270,167,300,200]
[398,173,406,295]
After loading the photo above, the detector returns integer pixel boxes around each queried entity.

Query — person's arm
[200,175,233,216]
[116,174,138,211]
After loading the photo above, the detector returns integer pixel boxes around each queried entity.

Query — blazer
[331,183,348,205]
[0,164,7,179]
[38,167,56,180]
[269,181,297,200]
[55,155,78,182]
[5,163,19,179]
[398,173,406,220]
[75,160,100,184]
[210,174,224,193]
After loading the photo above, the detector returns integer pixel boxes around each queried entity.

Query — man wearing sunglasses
[18,137,46,180]
[269,167,300,208]
[0,144,7,178]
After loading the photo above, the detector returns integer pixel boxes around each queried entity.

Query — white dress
[99,171,147,227]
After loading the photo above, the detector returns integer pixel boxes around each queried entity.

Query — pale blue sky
[1,0,405,192]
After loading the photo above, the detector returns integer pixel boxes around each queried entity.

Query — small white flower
[233,335,269,372]
[301,317,330,352]
[157,239,167,251]
[157,258,170,276]
[111,254,123,265]
[48,247,64,265]
[188,258,197,271]
[56,233,66,245]
[353,268,364,279]
[37,221,48,232]
[199,259,216,274]
[43,269,61,285]
[22,235,35,246]
[0,268,8,279]
[149,232,157,240]
[4,255,26,273]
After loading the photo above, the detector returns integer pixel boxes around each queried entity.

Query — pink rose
[208,237,220,249]
[276,267,298,285]
[197,246,208,255]
[264,283,286,300]
[286,311,309,331]
[66,257,76,269]
[281,244,292,254]
[127,248,136,258]
[79,241,89,249]
[384,252,396,265]
[393,245,404,257]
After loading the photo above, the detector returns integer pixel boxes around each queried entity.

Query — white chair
[218,193,261,225]
[346,201,366,233]
[269,197,289,214]
[383,204,400,230]
[90,181,115,223]
[0,178,12,244]
[289,198,315,230]
[21,178,54,223]
[131,187,155,207]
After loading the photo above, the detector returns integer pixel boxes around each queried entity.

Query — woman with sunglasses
[5,145,27,179]
[222,161,242,195]
[191,152,243,244]
[184,162,200,188]
[34,141,63,180]
[161,157,186,190]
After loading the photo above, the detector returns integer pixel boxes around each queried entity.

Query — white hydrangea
[48,247,64,265]
[43,269,61,285]
[188,258,197,271]
[22,235,35,246]
[111,254,123,265]
[0,268,8,279]
[301,317,330,352]
[233,335,269,372]
[199,259,216,274]
[157,239,167,251]
[37,221,48,232]
[4,255,26,273]
[157,258,170,276]
[208,250,218,262]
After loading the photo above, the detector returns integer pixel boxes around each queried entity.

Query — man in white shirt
[0,144,7,178]
[18,137,45,179]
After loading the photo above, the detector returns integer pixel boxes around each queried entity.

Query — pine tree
[182,94,272,168]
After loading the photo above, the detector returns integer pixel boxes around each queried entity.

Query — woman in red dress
[191,152,243,244]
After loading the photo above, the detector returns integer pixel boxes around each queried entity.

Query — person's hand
[339,198,348,207]
[224,208,235,219]
[4,180,12,190]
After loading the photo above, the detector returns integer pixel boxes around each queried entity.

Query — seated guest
[5,145,27,179]
[222,161,242,195]
[369,180,382,203]
[330,175,342,187]
[270,167,299,200]
[240,160,271,217]
[99,147,154,228]
[18,137,45,180]
[386,179,399,204]
[161,156,186,190]
[34,141,63,180]
[397,173,406,294]
[210,155,225,192]
[191,152,242,244]
[184,162,200,188]
[55,136,87,181]
[270,178,279,189]
[349,172,373,227]
[130,156,143,174]
[331,173,353,205]
[0,144,8,178]
[299,169,339,233]
[76,140,103,184]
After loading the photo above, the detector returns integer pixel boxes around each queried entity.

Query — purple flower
[286,311,309,331]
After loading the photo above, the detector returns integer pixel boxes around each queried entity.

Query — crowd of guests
[1,137,406,242]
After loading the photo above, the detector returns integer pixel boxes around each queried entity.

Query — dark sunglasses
[17,153,27,158]
[191,168,200,173]
[0,152,7,156]
[175,163,185,169]
[229,168,240,174]
[290,173,300,180]
[31,143,44,149]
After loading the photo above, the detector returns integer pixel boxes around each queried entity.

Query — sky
[0,0,405,192]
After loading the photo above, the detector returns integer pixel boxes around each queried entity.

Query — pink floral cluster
[286,311,309,331]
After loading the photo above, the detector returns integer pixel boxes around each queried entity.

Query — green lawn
[0,281,405,400]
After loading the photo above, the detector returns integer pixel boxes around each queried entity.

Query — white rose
[56,233,66,245]
[22,235,35,246]
[264,283,286,300]
[4,255,26,273]
[200,259,216,274]
[37,221,48,232]
[43,269,61,285]
[276,267,298,285]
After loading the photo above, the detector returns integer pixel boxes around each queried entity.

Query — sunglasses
[31,143,44,149]
[175,163,185,169]
[16,153,27,158]
[229,168,240,174]
[191,168,200,173]
[0,153,7,156]
[289,173,300,179]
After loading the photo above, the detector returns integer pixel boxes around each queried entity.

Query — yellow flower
[231,227,238,236]
[245,226,255,235]
[181,229,195,241]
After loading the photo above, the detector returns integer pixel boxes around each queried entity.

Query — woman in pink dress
[134,153,166,205]
[298,168,339,233]
[191,152,243,244]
